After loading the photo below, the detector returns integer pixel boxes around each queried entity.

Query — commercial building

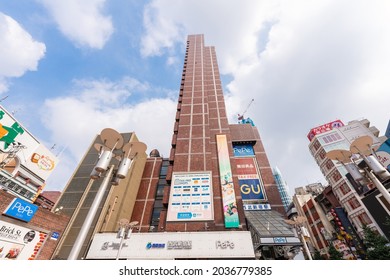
[56,34,299,260]
[308,118,389,240]
[0,104,67,260]
[0,190,69,260]
[273,166,292,212]
[0,105,59,202]
[51,132,148,259]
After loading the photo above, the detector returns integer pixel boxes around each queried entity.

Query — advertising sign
[376,139,390,171]
[216,134,239,228]
[0,220,47,260]
[3,198,38,222]
[307,120,344,141]
[233,144,254,157]
[166,172,213,221]
[86,231,255,260]
[235,157,266,201]
[0,106,58,181]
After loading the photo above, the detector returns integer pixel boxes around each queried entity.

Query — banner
[216,134,239,228]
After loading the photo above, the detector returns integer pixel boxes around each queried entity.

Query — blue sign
[177,212,192,219]
[239,178,265,200]
[4,198,38,222]
[233,144,254,157]
[51,232,60,240]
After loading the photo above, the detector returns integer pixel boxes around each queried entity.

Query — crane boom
[238,98,254,120]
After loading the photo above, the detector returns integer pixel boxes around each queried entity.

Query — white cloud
[38,0,113,49]
[41,77,176,190]
[140,0,390,192]
[0,13,46,93]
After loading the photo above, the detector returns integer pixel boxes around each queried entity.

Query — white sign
[86,231,254,259]
[167,172,214,221]
[243,203,271,211]
[0,220,48,260]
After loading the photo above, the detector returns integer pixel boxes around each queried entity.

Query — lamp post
[326,135,390,205]
[67,128,146,260]
[285,216,313,260]
[116,219,138,260]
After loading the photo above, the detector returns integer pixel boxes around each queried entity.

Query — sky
[0,0,389,196]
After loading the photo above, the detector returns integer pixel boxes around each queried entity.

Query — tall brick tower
[84,35,295,260]
[157,34,285,233]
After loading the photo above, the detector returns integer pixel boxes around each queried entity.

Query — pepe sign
[31,153,55,171]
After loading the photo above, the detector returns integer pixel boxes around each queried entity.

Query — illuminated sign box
[3,198,38,222]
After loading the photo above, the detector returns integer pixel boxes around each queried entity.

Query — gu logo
[0,110,24,149]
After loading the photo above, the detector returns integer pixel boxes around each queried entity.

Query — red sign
[235,158,257,175]
[307,120,344,141]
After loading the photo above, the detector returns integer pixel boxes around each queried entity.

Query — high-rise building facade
[51,132,148,259]
[273,166,292,212]
[63,34,298,260]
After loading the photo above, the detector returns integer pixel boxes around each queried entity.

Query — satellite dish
[350,136,373,156]
[326,149,352,163]
[100,128,124,150]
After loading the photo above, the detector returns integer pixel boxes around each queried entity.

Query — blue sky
[1,0,389,195]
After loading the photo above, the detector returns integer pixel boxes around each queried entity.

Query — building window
[357,212,372,226]
[347,197,361,210]
[339,183,351,196]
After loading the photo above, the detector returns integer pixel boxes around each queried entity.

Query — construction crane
[237,98,254,122]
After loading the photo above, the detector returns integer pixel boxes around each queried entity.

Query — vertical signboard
[216,134,239,228]
[167,172,213,221]
[235,158,266,200]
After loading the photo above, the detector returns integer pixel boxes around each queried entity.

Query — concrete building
[0,105,59,202]
[51,132,148,259]
[308,118,388,239]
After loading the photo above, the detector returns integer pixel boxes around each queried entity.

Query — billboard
[0,105,58,181]
[166,172,213,222]
[216,134,239,228]
[233,144,254,157]
[235,157,266,201]
[307,120,344,141]
[0,220,47,260]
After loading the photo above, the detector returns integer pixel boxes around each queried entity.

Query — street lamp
[285,216,313,260]
[326,135,390,205]
[116,219,138,260]
[67,128,146,260]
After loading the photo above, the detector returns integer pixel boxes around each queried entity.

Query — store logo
[167,240,192,250]
[4,198,38,222]
[146,242,165,249]
[216,240,235,249]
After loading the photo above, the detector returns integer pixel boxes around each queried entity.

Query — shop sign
[3,198,38,222]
